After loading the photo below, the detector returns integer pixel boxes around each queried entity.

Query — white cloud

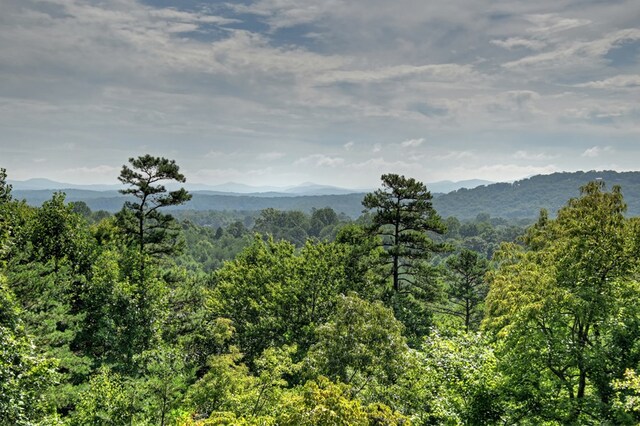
[491,37,547,51]
[258,152,285,161]
[451,163,558,182]
[2,0,640,188]
[582,146,613,157]
[294,154,345,167]
[525,14,591,34]
[573,74,640,89]
[315,63,479,85]
[72,165,118,173]
[513,150,555,161]
[503,28,640,70]
[401,138,425,148]
[434,150,474,160]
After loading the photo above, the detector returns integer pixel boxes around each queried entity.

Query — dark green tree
[362,174,446,293]
[0,168,12,203]
[117,155,191,273]
[309,207,339,238]
[253,208,310,246]
[441,249,489,332]
[0,273,58,425]
[30,192,94,273]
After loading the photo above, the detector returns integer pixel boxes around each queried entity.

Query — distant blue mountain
[427,179,494,194]
[8,178,489,195]
[11,171,640,220]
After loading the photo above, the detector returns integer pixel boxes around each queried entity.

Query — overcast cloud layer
[1,0,639,187]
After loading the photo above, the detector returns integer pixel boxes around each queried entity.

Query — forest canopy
[2,159,640,425]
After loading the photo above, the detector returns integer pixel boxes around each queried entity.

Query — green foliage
[254,208,310,246]
[485,181,640,423]
[207,236,361,363]
[7,259,92,412]
[9,161,640,426]
[0,274,58,425]
[117,155,192,259]
[613,368,640,423]
[308,294,408,392]
[176,220,251,272]
[78,247,166,368]
[434,170,640,219]
[276,377,410,426]
[440,249,489,332]
[30,192,94,272]
[0,167,11,203]
[136,344,191,426]
[71,366,136,426]
[363,174,446,293]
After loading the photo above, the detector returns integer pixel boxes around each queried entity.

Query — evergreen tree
[116,155,192,276]
[363,173,446,292]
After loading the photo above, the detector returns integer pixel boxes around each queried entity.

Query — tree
[484,181,640,423]
[0,273,58,425]
[0,168,14,264]
[30,192,94,273]
[117,155,192,270]
[0,167,11,203]
[207,237,356,363]
[253,208,310,246]
[307,294,408,394]
[363,174,446,293]
[441,249,489,332]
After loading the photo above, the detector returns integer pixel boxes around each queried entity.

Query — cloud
[2,0,640,188]
[434,150,474,160]
[315,64,479,85]
[513,150,555,161]
[227,0,341,30]
[258,152,285,161]
[582,146,613,157]
[451,164,559,181]
[401,138,425,148]
[525,14,591,34]
[573,74,640,89]
[503,28,640,70]
[294,154,345,167]
[491,37,547,51]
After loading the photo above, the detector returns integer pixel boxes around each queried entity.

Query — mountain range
[10,171,640,220]
[8,178,492,195]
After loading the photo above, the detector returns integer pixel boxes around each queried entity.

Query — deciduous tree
[484,181,640,423]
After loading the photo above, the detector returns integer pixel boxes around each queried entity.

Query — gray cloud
[0,0,639,186]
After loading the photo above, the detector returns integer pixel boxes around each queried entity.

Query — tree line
[2,157,640,425]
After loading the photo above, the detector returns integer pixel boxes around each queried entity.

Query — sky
[1,0,639,188]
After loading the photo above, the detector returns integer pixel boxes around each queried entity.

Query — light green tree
[308,294,408,395]
[484,181,640,423]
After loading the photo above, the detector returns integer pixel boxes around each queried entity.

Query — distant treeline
[13,170,640,219]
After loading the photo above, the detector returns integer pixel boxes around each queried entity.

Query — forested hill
[12,170,640,219]
[12,189,368,218]
[432,170,640,219]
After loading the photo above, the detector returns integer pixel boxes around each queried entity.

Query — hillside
[432,170,640,219]
[12,189,369,218]
[12,170,640,220]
